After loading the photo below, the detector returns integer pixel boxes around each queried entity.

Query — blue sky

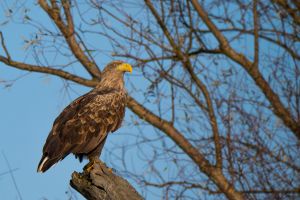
[1,68,83,199]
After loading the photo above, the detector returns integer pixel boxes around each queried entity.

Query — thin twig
[0,168,19,177]
[2,151,23,200]
[0,32,11,60]
[253,0,259,68]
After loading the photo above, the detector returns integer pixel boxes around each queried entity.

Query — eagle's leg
[84,156,114,174]
[83,136,109,173]
[83,156,100,172]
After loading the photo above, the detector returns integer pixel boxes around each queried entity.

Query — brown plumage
[37,61,132,173]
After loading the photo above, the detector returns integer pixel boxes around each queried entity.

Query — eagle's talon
[107,167,114,173]
[84,160,98,173]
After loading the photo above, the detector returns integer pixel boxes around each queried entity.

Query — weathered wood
[70,161,143,200]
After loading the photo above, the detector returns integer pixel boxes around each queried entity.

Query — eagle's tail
[37,155,59,173]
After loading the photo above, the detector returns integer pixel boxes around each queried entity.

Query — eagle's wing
[37,89,126,172]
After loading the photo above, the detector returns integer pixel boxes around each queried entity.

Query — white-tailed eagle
[37,61,132,172]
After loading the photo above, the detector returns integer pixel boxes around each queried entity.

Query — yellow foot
[83,159,98,173]
[107,167,113,173]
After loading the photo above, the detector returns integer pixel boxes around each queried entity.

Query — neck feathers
[96,72,125,91]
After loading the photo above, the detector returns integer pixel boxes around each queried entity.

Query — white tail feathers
[37,156,49,173]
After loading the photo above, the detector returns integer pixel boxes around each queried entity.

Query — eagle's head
[102,60,132,75]
[97,61,132,90]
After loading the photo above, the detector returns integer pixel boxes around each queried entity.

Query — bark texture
[70,161,143,200]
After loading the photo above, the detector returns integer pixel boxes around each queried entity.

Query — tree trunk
[70,161,143,200]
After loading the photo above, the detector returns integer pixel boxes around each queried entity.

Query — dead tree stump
[70,161,143,200]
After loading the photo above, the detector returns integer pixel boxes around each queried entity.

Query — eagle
[37,61,132,173]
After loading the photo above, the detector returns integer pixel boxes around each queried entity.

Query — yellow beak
[117,63,132,73]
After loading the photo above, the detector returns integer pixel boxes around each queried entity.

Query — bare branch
[190,0,300,139]
[144,0,223,171]
[0,32,11,60]
[272,0,300,25]
[253,0,259,68]
[2,151,23,200]
[38,0,101,79]
[0,55,96,87]
[127,95,244,200]
[115,48,222,64]
[61,0,74,33]
[210,188,300,194]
